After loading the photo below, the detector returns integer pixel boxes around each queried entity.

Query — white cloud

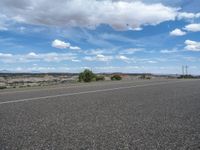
[93,66,141,73]
[170,28,186,36]
[131,27,143,31]
[178,12,200,19]
[0,53,13,63]
[96,54,113,62]
[1,0,200,32]
[184,40,200,51]
[184,24,200,32]
[28,52,38,57]
[93,66,183,74]
[69,46,81,50]
[83,56,95,61]
[72,59,81,62]
[52,39,81,50]
[0,53,13,57]
[84,54,113,62]
[84,49,115,55]
[147,60,157,64]
[52,39,70,49]
[119,48,143,54]
[160,49,178,54]
[0,0,178,31]
[8,66,73,73]
[0,52,78,63]
[116,55,130,63]
[0,14,8,31]
[117,55,129,60]
[0,24,8,31]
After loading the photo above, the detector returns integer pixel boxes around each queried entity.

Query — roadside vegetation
[110,74,122,81]
[0,73,77,89]
[78,69,96,82]
[78,70,123,82]
[139,74,151,80]
[178,75,196,79]
[78,69,127,82]
[78,69,106,82]
[95,75,105,81]
[0,86,7,89]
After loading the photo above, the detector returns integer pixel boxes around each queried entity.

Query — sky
[0,0,200,74]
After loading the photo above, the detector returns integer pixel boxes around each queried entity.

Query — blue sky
[0,0,200,74]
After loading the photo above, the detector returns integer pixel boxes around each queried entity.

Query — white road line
[0,80,188,105]
[0,80,168,95]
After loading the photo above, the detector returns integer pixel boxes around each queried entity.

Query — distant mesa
[0,70,10,73]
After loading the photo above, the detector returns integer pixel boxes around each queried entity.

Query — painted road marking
[0,80,193,105]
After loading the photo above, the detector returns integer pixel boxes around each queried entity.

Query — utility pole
[182,65,185,76]
[185,65,188,75]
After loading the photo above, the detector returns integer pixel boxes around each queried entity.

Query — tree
[78,69,96,82]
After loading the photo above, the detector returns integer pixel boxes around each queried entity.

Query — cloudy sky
[0,0,200,74]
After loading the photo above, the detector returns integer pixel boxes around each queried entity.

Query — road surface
[0,79,200,149]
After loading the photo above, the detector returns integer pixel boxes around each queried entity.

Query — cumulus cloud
[0,0,179,31]
[52,39,70,49]
[178,12,200,19]
[184,24,200,32]
[184,40,200,51]
[170,28,186,36]
[52,39,81,50]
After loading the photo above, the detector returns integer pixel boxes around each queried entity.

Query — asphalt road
[0,79,200,150]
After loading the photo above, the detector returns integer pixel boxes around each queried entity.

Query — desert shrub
[95,75,105,81]
[78,69,96,82]
[178,75,194,79]
[139,74,146,79]
[145,77,151,80]
[0,86,7,89]
[139,74,151,80]
[111,74,122,80]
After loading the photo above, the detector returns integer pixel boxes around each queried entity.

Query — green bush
[96,75,105,81]
[78,69,96,82]
[111,74,122,80]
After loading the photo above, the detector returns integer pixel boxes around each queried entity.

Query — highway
[0,79,200,149]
